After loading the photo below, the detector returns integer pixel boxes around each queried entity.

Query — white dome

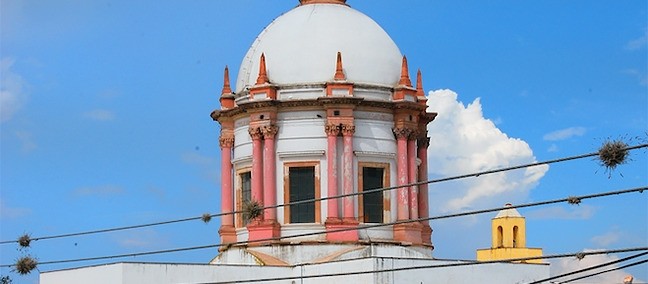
[235,4,403,92]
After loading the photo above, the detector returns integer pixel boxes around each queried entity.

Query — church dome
[235,2,403,92]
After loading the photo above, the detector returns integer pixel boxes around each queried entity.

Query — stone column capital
[340,124,355,136]
[325,124,341,136]
[261,125,279,139]
[393,127,413,139]
[248,127,264,140]
[219,135,235,148]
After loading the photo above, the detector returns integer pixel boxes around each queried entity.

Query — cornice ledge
[278,150,326,159]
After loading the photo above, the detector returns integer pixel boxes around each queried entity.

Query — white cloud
[83,109,115,121]
[625,29,648,50]
[526,204,596,220]
[551,250,645,283]
[181,152,215,166]
[146,186,167,202]
[547,144,559,153]
[0,57,28,123]
[543,127,587,141]
[622,69,648,86]
[426,89,548,213]
[591,230,622,247]
[73,185,124,197]
[0,199,31,220]
[114,229,168,249]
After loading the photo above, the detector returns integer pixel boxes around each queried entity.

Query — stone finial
[255,53,269,85]
[219,65,235,109]
[221,65,232,95]
[399,56,412,87]
[416,69,428,106]
[334,52,346,81]
[416,69,424,97]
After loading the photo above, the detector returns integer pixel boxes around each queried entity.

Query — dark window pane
[241,172,251,225]
[289,166,316,223]
[363,167,384,223]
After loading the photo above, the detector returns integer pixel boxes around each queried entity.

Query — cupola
[477,203,544,263]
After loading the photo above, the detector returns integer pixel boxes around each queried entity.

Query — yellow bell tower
[476,203,543,263]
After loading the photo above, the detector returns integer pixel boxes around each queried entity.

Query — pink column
[417,137,430,220]
[394,128,410,221]
[219,136,234,227]
[341,124,355,221]
[408,137,419,220]
[326,124,340,220]
[262,125,278,221]
[249,127,264,218]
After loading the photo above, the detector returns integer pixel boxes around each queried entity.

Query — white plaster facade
[42,246,550,284]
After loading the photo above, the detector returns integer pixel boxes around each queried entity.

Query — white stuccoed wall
[41,258,549,284]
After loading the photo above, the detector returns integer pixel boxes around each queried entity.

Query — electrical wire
[193,247,648,284]
[1,143,645,246]
[527,251,648,284]
[559,258,648,283]
[1,186,644,268]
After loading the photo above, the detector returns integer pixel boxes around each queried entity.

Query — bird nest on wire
[14,256,37,275]
[597,139,630,177]
[17,234,31,249]
[201,213,212,224]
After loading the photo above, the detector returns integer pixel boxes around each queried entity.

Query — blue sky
[1,1,646,283]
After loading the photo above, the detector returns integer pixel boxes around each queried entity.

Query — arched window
[497,226,503,248]
[513,226,519,248]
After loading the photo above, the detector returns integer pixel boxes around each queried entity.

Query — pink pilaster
[247,126,280,243]
[393,127,421,244]
[418,136,432,245]
[220,145,233,226]
[324,123,358,242]
[249,127,264,215]
[325,124,340,221]
[341,124,355,221]
[394,128,410,221]
[218,135,236,244]
[262,126,278,221]
[408,137,419,220]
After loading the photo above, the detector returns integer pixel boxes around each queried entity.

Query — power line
[0,216,204,245]
[527,251,648,284]
[194,247,648,284]
[559,258,648,283]
[1,143,645,246]
[1,186,644,268]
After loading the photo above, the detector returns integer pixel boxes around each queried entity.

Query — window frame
[235,167,252,228]
[358,162,390,223]
[283,161,321,224]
